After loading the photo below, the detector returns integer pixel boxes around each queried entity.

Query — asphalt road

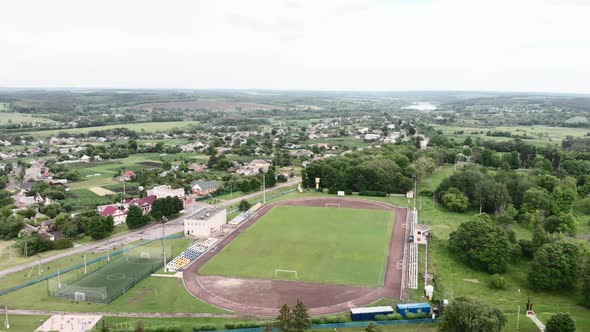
[0,178,300,278]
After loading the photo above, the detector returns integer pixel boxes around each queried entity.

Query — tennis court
[49,251,166,303]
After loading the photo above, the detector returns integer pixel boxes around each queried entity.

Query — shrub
[405,312,428,319]
[390,313,403,320]
[148,327,182,332]
[488,274,507,289]
[344,189,353,195]
[374,315,388,321]
[311,318,323,324]
[323,315,348,323]
[224,323,235,329]
[359,191,387,197]
[192,325,217,331]
[51,238,73,250]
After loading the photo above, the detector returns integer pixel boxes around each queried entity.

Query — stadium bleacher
[166,238,219,272]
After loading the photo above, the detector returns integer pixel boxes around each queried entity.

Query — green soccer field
[199,205,395,287]
[53,254,164,303]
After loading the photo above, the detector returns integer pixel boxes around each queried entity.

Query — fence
[193,319,438,332]
[0,233,183,297]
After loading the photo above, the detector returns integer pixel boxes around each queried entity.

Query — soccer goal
[140,252,151,259]
[325,203,341,208]
[275,269,298,280]
[74,291,86,301]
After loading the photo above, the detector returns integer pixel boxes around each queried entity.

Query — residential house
[80,155,91,163]
[290,149,313,158]
[236,159,271,176]
[147,185,185,200]
[191,180,220,196]
[187,163,206,172]
[124,195,157,214]
[99,205,128,225]
[184,207,227,237]
[118,170,136,182]
[363,134,381,142]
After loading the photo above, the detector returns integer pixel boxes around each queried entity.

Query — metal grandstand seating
[166,238,220,272]
[407,210,419,289]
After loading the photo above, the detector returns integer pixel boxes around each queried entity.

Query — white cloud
[0,0,588,93]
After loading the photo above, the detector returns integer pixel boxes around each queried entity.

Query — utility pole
[413,175,417,211]
[84,255,87,274]
[516,288,521,330]
[24,240,27,259]
[263,172,266,204]
[161,216,168,271]
[4,305,8,329]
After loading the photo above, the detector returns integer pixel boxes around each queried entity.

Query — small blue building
[395,303,431,317]
[350,306,394,321]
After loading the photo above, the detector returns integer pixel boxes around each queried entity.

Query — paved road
[0,178,299,278]
[6,309,241,318]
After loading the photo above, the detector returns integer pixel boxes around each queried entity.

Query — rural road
[0,178,299,278]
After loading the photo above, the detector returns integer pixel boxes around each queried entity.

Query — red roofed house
[100,205,127,225]
[124,195,157,215]
[118,170,136,182]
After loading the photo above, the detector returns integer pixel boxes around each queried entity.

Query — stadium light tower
[412,175,417,211]
[3,305,9,329]
[161,216,168,270]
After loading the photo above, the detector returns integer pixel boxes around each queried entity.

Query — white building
[147,185,185,199]
[184,207,226,237]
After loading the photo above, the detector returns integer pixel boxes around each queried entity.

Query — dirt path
[183,197,407,316]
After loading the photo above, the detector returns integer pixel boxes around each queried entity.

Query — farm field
[199,205,394,287]
[0,112,56,124]
[136,99,279,111]
[29,121,199,138]
[430,124,589,146]
[304,136,370,149]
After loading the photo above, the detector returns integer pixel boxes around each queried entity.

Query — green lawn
[200,205,394,287]
[0,315,49,332]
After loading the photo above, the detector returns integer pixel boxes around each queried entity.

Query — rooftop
[186,207,224,221]
[350,306,394,314]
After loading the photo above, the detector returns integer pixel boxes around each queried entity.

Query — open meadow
[200,205,394,287]
[28,121,199,138]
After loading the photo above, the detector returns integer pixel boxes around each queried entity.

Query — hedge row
[224,321,276,330]
[118,327,181,332]
[359,191,387,197]
[405,312,429,319]
[374,313,403,321]
[310,315,351,324]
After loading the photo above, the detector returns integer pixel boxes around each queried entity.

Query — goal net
[275,269,298,280]
[325,203,341,208]
[74,291,86,301]
[140,252,151,259]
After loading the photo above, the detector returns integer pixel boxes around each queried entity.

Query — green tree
[84,215,114,240]
[521,187,551,216]
[545,312,576,332]
[291,299,311,332]
[481,149,499,167]
[438,297,506,332]
[582,256,590,307]
[529,240,584,291]
[475,180,511,214]
[238,199,251,212]
[442,188,469,212]
[134,320,145,332]
[250,178,262,191]
[126,205,146,229]
[0,189,14,207]
[0,214,25,239]
[544,213,577,236]
[415,156,436,178]
[265,168,277,188]
[240,180,251,193]
[449,214,513,273]
[277,304,293,332]
[550,186,577,215]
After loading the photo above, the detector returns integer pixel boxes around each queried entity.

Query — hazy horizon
[1,0,589,94]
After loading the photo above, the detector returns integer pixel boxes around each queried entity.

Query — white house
[147,185,185,200]
[184,207,227,237]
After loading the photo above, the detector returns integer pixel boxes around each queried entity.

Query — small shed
[395,303,431,317]
[350,306,394,321]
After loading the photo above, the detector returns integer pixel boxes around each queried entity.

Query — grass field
[0,315,49,332]
[430,124,589,146]
[0,112,56,124]
[29,121,199,138]
[200,205,394,287]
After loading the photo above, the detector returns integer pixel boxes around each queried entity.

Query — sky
[1,0,589,93]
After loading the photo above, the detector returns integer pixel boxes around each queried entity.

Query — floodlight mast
[161,216,168,271]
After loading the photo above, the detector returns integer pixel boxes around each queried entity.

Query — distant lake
[401,102,437,111]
